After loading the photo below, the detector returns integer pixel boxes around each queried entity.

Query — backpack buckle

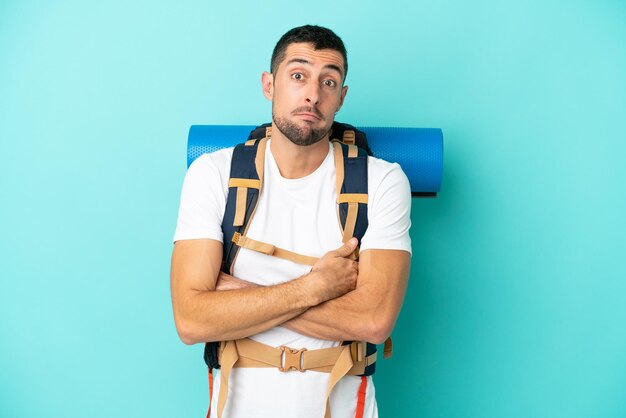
[279,346,307,372]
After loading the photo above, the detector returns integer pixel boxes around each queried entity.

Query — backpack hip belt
[215,338,377,418]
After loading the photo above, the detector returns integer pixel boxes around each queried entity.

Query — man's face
[262,42,348,146]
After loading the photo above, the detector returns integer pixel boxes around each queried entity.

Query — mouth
[295,112,322,122]
[292,107,324,122]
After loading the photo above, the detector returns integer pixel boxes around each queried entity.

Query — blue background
[1,1,625,417]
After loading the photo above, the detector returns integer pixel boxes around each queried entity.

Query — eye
[291,73,304,81]
[323,79,337,88]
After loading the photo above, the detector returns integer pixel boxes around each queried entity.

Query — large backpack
[203,121,389,377]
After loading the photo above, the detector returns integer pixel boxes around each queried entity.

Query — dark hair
[270,25,348,81]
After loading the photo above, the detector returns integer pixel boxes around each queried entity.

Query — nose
[305,81,320,105]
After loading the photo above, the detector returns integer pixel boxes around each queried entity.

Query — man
[171,25,412,418]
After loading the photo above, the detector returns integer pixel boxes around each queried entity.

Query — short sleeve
[173,148,233,243]
[359,158,412,254]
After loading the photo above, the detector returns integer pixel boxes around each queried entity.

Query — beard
[272,109,329,146]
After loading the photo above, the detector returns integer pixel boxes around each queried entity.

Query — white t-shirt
[174,140,412,418]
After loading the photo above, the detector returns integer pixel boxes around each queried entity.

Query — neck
[269,124,330,179]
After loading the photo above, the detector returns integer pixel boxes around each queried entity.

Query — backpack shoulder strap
[205,135,268,371]
[221,136,268,274]
[332,140,381,376]
[331,140,369,244]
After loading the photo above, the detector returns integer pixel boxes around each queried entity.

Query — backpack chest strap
[232,232,319,266]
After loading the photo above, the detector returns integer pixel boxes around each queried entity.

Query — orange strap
[355,376,368,418]
[205,369,213,418]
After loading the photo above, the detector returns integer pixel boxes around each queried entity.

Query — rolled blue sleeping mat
[188,125,443,195]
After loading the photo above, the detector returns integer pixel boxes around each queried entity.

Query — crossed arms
[170,238,410,345]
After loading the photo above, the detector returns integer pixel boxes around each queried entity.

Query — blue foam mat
[188,125,443,193]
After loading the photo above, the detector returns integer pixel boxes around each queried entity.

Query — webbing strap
[215,338,377,418]
[232,232,274,254]
[324,345,354,418]
[342,202,359,243]
[232,177,262,226]
[232,232,319,266]
[233,187,247,226]
[383,336,393,359]
[230,139,267,228]
[228,178,261,189]
[343,144,360,243]
[226,338,375,372]
[337,193,368,204]
[332,142,345,222]
[254,138,267,184]
[217,341,238,418]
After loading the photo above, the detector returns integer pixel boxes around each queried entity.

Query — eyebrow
[286,58,344,78]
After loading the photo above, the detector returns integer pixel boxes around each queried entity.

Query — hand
[308,238,359,303]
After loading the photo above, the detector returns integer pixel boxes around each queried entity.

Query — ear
[261,71,274,100]
[336,85,349,113]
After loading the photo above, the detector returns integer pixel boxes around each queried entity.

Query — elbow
[178,330,198,346]
[355,317,393,344]
[368,324,392,345]
[364,316,394,345]
[174,316,205,346]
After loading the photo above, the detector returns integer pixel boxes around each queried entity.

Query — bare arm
[170,238,359,345]
[215,248,410,344]
[283,249,410,343]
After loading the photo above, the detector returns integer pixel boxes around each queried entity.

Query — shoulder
[366,155,411,199]
[181,147,235,196]
[359,155,412,253]
[173,147,235,243]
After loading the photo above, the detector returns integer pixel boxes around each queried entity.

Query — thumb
[334,238,358,257]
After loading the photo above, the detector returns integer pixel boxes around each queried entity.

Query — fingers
[333,237,358,258]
